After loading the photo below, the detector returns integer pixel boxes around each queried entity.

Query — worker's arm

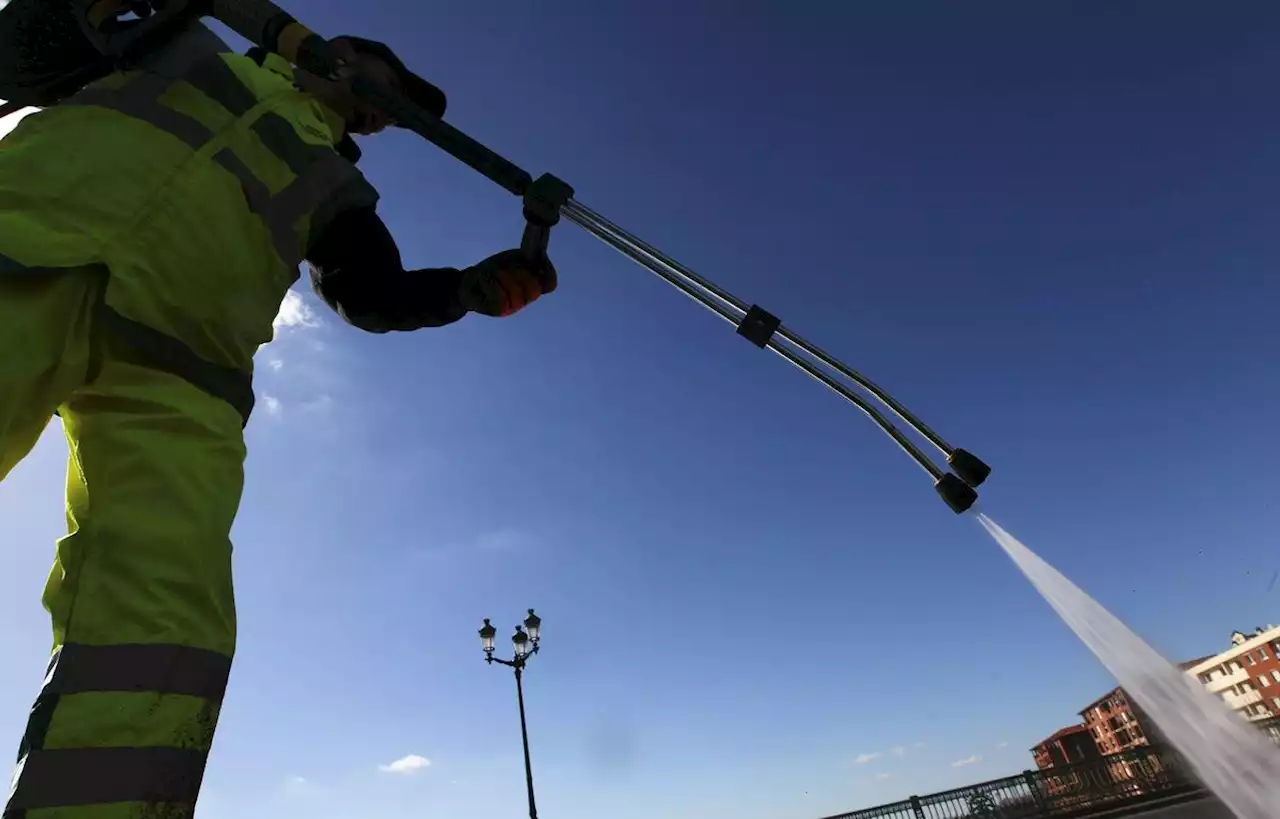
[306,205,466,333]
[306,206,558,332]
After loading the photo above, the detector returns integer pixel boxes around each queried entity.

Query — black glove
[457,249,558,317]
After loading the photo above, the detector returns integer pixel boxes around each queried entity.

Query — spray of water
[978,513,1280,819]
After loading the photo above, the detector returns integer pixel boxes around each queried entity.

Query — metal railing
[820,745,1202,819]
[1256,715,1280,744]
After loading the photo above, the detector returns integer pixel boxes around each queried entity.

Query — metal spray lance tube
[559,203,986,512]
[559,200,980,514]
[203,0,988,512]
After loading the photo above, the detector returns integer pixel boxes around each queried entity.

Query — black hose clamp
[520,173,575,261]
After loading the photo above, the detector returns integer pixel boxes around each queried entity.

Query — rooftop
[1079,686,1125,715]
[1032,723,1091,750]
[1177,655,1216,671]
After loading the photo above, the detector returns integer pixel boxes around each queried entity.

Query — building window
[1246,655,1257,667]
[1232,662,1244,673]
[1261,647,1270,660]
[1273,697,1280,710]
[1272,670,1280,684]
[1262,676,1272,688]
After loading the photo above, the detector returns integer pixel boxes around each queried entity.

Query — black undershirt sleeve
[305,206,468,333]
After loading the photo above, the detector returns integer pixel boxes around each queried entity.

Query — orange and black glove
[457,249,558,317]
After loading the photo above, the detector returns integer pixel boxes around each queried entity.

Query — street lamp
[478,609,544,819]
[523,608,541,642]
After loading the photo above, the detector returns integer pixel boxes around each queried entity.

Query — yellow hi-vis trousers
[2,266,244,817]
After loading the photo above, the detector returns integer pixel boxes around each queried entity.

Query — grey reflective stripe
[252,113,335,175]
[64,58,364,269]
[99,306,256,426]
[182,52,259,117]
[212,146,276,231]
[44,643,232,701]
[0,258,253,424]
[269,153,377,264]
[8,747,206,809]
[66,82,213,150]
[63,84,296,265]
[180,52,336,176]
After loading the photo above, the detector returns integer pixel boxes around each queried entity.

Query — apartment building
[1080,687,1150,755]
[1032,724,1100,770]
[1026,627,1280,773]
[1031,724,1105,798]
[1185,626,1280,724]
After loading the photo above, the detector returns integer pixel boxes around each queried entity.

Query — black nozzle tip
[947,448,991,488]
[935,473,978,514]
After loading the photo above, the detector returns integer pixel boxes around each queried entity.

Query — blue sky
[3,2,1280,818]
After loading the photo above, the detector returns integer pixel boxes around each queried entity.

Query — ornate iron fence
[821,744,1203,819]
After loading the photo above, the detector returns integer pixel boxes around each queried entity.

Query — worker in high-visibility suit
[0,19,555,816]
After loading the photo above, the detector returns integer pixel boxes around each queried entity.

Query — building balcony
[1227,690,1263,708]
[1202,667,1249,693]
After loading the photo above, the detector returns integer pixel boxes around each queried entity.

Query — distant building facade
[1080,686,1161,754]
[1032,724,1100,770]
[1030,626,1280,771]
[1031,724,1104,798]
[1185,626,1280,725]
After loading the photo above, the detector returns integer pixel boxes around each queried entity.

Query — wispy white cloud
[476,529,535,552]
[874,772,894,781]
[952,755,982,768]
[299,394,333,414]
[262,395,282,417]
[272,290,321,337]
[261,290,325,379]
[914,741,927,749]
[890,745,907,757]
[996,741,1009,750]
[411,528,540,568]
[379,754,431,774]
[281,775,320,796]
[853,752,881,765]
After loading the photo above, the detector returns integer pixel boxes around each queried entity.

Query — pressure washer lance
[104,0,993,514]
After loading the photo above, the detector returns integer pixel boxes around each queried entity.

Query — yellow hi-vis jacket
[0,22,378,423]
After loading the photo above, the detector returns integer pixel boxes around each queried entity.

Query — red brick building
[1032,724,1100,770]
[1026,628,1280,777]
[1031,724,1106,798]
[1080,688,1149,755]
[1075,654,1216,755]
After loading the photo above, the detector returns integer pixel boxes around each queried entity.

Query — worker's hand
[458,249,558,317]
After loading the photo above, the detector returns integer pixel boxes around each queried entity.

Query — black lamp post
[479,609,543,819]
